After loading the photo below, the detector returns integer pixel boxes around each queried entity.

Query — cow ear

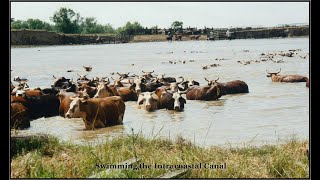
[151,93,159,100]
[181,98,186,104]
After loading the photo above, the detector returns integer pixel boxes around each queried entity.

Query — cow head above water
[172,91,187,111]
[52,76,70,88]
[93,81,113,98]
[181,77,200,90]
[266,68,281,77]
[170,76,184,92]
[142,70,155,79]
[117,72,130,79]
[77,73,89,81]
[205,77,220,86]
[137,92,159,112]
[83,65,92,72]
[65,91,89,118]
[15,90,26,97]
[129,77,146,94]
[156,74,165,82]
[111,77,124,87]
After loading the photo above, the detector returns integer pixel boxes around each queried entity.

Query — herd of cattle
[10,57,309,131]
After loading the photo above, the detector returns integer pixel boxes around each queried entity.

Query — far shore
[10,35,309,48]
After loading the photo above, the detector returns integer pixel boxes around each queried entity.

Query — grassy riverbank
[10,133,309,178]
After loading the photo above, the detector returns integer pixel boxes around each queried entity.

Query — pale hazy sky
[10,2,309,28]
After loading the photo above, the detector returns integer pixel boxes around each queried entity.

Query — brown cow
[57,89,81,118]
[79,84,97,98]
[11,102,30,129]
[205,78,249,95]
[137,92,160,112]
[186,82,223,101]
[266,68,308,82]
[117,87,138,101]
[66,95,125,130]
[93,81,119,98]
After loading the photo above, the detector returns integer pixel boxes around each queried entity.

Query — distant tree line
[11,7,149,35]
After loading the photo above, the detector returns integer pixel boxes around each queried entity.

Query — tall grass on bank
[10,133,309,178]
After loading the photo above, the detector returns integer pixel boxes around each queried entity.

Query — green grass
[10,133,309,178]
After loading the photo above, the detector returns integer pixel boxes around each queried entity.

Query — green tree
[171,21,183,30]
[81,17,104,34]
[11,20,29,29]
[26,19,53,31]
[51,7,82,34]
[117,21,144,35]
[104,23,115,34]
[11,18,53,31]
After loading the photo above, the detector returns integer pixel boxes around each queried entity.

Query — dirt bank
[11,26,309,46]
[11,29,131,46]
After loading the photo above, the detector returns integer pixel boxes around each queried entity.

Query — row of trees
[11,7,184,35]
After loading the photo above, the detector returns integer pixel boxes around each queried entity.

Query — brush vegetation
[10,133,309,178]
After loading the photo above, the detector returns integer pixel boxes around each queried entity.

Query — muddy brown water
[11,38,309,147]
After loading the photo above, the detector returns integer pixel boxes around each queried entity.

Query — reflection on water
[11,38,309,147]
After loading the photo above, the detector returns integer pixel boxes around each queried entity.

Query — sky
[10,2,309,29]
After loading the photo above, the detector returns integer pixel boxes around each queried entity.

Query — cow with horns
[204,78,249,95]
[186,78,223,101]
[83,65,92,72]
[65,91,125,130]
[266,68,308,82]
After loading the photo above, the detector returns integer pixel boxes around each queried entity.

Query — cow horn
[151,70,154,73]
[277,68,281,74]
[117,72,121,76]
[142,70,145,73]
[53,75,56,79]
[77,73,81,77]
[111,76,115,81]
[215,77,219,82]
[204,78,210,82]
[105,78,110,85]
[177,76,184,84]
[126,72,130,75]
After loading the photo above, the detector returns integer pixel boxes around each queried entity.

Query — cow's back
[117,88,138,101]
[186,86,202,100]
[223,80,249,94]
[26,95,60,119]
[282,75,308,82]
